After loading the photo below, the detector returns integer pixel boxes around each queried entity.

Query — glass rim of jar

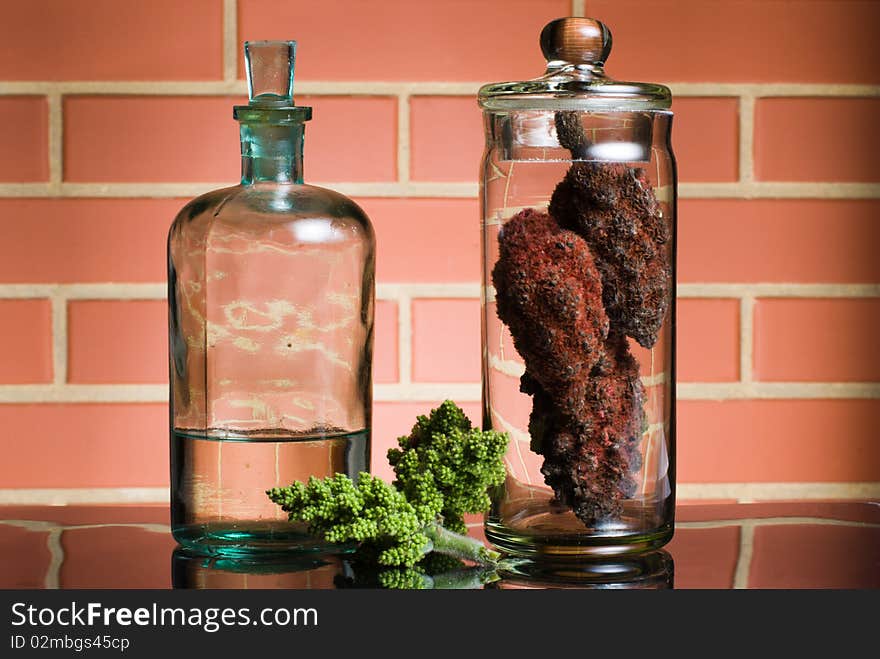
[478,81,672,112]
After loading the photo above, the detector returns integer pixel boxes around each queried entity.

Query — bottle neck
[239,122,304,184]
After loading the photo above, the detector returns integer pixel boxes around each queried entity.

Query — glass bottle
[168,41,375,555]
[479,18,676,557]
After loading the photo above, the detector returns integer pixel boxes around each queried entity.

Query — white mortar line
[0,488,169,505]
[7,282,878,301]
[67,523,169,533]
[0,384,168,403]
[397,295,413,386]
[63,283,167,299]
[223,0,238,83]
[0,183,51,196]
[678,482,880,500]
[740,296,754,383]
[376,282,480,298]
[678,382,880,399]
[669,83,880,97]
[51,293,67,385]
[0,520,169,534]
[44,528,63,589]
[678,283,880,298]
[47,92,62,192]
[738,94,755,183]
[0,283,166,299]
[731,520,755,589]
[375,383,482,402]
[678,182,880,199]
[1,81,877,97]
[1,180,879,199]
[677,516,880,530]
[0,520,58,531]
[397,93,411,184]
[49,181,479,198]
[1,484,875,506]
[3,381,878,403]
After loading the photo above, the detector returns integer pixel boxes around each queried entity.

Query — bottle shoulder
[169,183,373,239]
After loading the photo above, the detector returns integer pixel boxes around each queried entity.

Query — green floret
[267,473,499,568]
[376,568,433,590]
[387,400,509,533]
[336,556,500,590]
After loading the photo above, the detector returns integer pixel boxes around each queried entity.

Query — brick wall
[0,0,878,503]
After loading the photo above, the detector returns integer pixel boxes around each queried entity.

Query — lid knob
[540,17,612,66]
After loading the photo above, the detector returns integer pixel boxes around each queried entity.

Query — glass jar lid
[478,17,671,112]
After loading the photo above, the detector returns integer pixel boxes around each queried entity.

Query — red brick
[410,97,482,182]
[754,298,880,382]
[0,525,51,588]
[374,300,398,384]
[749,524,880,588]
[64,96,238,183]
[372,401,481,481]
[0,404,167,488]
[64,96,396,184]
[411,299,481,383]
[755,98,880,182]
[666,526,739,589]
[68,300,166,385]
[679,200,880,284]
[0,1,222,81]
[61,526,175,588]
[0,199,178,284]
[0,299,53,384]
[0,97,48,182]
[671,98,738,183]
[239,0,568,81]
[587,1,880,83]
[355,198,480,283]
[300,96,398,182]
[677,299,739,382]
[678,400,880,483]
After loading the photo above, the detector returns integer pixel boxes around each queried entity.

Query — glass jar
[479,18,676,557]
[168,41,375,555]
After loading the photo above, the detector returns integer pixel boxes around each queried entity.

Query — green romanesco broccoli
[335,554,499,590]
[387,400,508,533]
[267,472,499,568]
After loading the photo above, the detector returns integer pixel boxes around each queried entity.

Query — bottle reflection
[489,550,674,589]
[171,546,345,589]
[172,546,673,590]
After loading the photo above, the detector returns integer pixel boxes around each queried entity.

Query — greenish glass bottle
[168,41,374,556]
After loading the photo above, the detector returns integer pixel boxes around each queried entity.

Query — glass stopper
[540,17,612,66]
[245,40,296,105]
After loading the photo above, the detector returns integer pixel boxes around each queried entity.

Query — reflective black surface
[1,502,877,589]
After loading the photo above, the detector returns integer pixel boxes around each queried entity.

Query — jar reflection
[489,550,674,589]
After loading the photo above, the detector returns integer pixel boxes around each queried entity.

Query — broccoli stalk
[387,400,508,534]
[267,473,500,568]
